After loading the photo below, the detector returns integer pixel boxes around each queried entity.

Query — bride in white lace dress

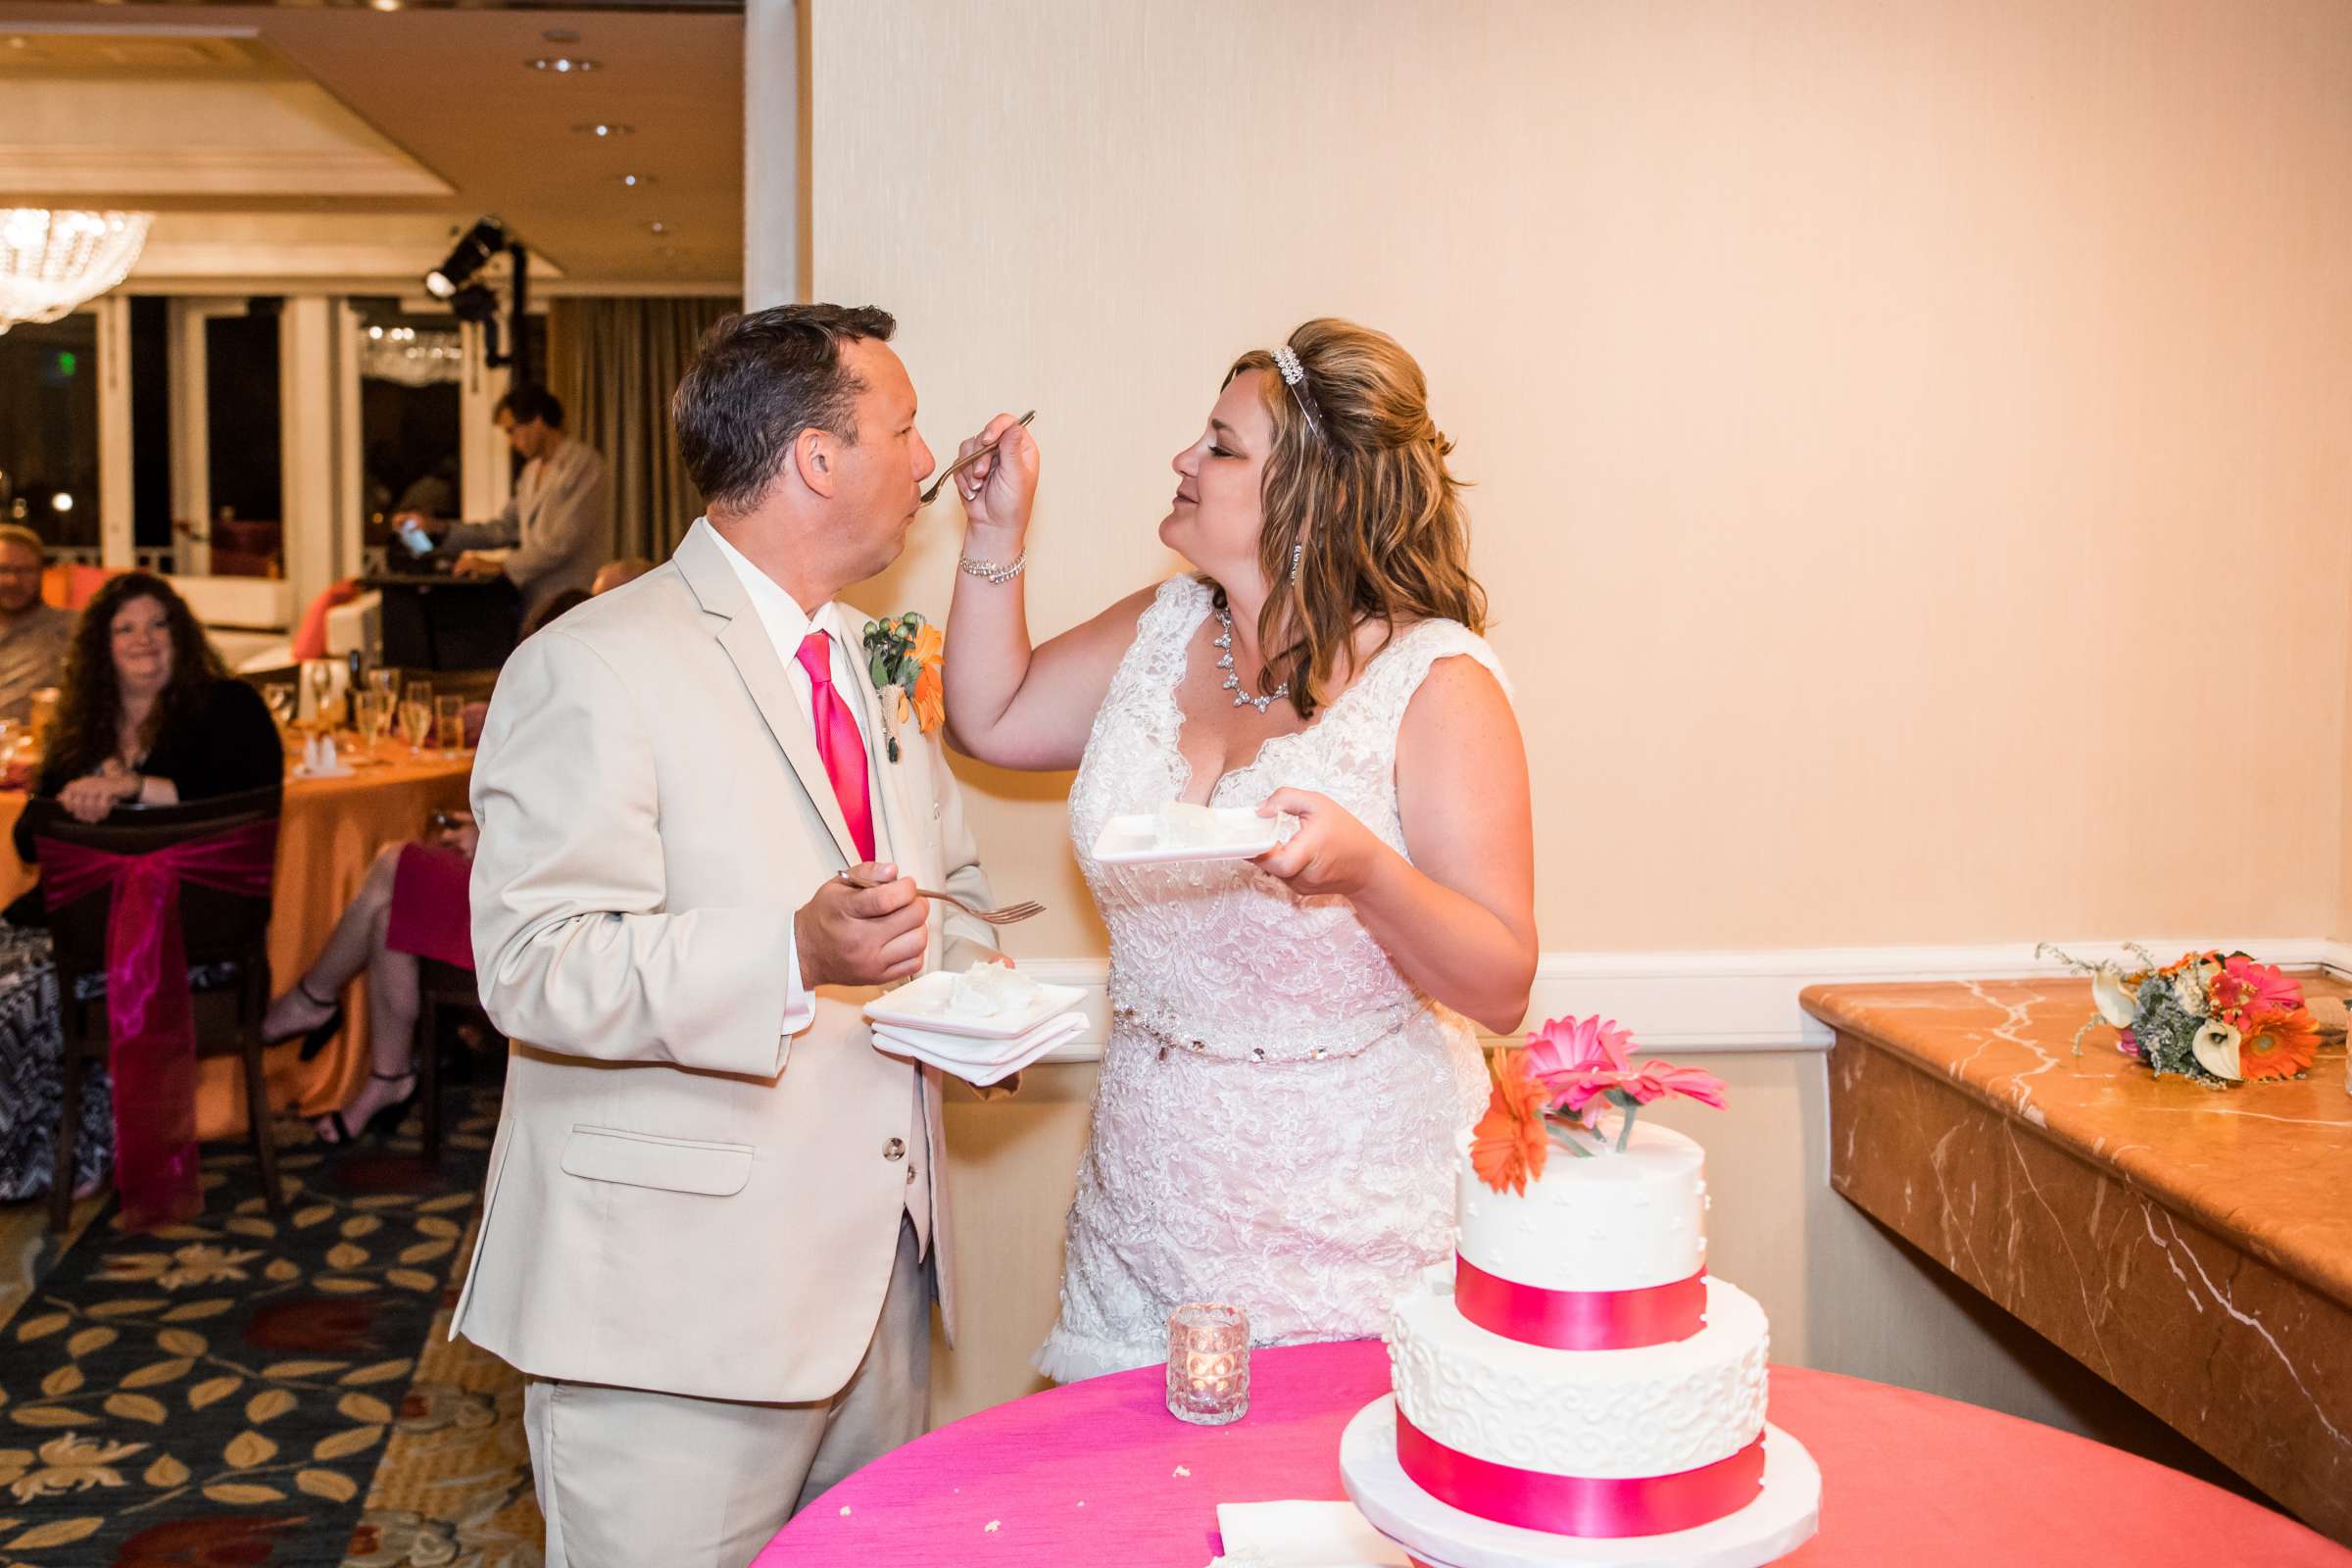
[943,319,1537,1381]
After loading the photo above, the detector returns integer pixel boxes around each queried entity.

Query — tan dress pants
[523,1215,932,1568]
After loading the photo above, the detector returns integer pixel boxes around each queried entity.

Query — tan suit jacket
[452,518,996,1403]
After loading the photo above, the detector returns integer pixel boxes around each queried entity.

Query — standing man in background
[393,385,612,626]
[0,526,74,723]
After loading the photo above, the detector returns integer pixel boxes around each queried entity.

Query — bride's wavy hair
[1220,318,1486,718]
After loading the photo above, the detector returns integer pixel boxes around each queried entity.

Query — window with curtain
[545,296,739,564]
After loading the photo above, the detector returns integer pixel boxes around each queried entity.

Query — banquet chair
[412,957,489,1163]
[26,786,287,1233]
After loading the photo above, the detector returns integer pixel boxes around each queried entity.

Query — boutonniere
[861,612,945,762]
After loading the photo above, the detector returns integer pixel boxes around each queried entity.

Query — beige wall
[781,0,2352,1457]
[799,0,2352,957]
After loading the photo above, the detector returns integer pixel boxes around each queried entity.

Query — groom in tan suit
[455,305,999,1566]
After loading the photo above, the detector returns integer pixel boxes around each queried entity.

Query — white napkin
[1206,1500,1412,1568]
[870,1010,1086,1086]
[297,732,350,778]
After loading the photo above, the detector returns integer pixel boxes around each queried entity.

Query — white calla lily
[2090,967,2137,1029]
[2191,1018,2244,1081]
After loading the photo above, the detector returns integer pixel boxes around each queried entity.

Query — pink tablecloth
[757,1340,2352,1566]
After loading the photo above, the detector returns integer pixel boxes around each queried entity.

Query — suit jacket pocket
[560,1126,755,1196]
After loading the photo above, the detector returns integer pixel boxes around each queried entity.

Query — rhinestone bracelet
[957,550,1027,584]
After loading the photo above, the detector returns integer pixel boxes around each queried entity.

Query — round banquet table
[757,1340,2352,1566]
[0,738,473,1140]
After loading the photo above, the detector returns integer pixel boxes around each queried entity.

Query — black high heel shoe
[317,1069,419,1148]
[263,979,346,1062]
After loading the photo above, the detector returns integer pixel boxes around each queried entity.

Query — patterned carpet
[0,1088,542,1567]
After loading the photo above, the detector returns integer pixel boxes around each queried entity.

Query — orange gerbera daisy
[1469,1052,1551,1196]
[912,662,945,734]
[2237,1004,2319,1080]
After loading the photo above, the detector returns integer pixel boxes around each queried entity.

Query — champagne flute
[399,688,433,756]
[263,682,296,732]
[354,690,389,753]
[303,660,337,726]
[433,694,465,758]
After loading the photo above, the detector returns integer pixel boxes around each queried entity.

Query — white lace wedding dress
[1035,576,1504,1382]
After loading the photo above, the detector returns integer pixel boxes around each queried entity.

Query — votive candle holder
[1165,1302,1250,1426]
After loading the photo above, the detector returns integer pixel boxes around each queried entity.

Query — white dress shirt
[707,524,933,1255]
[708,523,889,1039]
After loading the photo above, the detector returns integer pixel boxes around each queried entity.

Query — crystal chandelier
[0,210,153,334]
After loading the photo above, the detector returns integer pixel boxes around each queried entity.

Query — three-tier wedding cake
[1339,1019,1820,1567]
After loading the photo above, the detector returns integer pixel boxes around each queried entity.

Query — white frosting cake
[1383,1114,1773,1537]
[1390,1271,1767,1478]
[1457,1122,1708,1291]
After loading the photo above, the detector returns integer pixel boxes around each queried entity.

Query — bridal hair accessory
[859,612,945,762]
[1271,343,1323,435]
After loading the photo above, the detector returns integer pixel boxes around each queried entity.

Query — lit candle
[1165,1302,1250,1425]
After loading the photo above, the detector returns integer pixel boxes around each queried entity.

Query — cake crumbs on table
[1173,1464,1191,1477]
[985,1520,1002,1533]
[837,1506,851,1516]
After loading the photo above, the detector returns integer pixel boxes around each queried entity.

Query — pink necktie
[795,629,877,863]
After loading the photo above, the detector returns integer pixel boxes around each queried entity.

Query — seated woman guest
[13,571,281,855]
[0,572,282,1201]
[259,809,476,1145]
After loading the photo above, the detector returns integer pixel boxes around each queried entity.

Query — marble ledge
[1802,976,2352,1315]
[1809,976,2352,1543]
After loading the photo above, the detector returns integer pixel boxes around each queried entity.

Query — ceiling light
[572,122,633,137]
[50,493,72,514]
[367,325,383,339]
[527,57,599,74]
[646,220,669,235]
[368,0,401,11]
[616,173,654,188]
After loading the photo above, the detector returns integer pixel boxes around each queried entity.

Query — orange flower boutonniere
[861,612,947,762]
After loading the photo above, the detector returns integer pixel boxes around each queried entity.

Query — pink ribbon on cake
[1396,1408,1765,1538]
[1455,1253,1706,1350]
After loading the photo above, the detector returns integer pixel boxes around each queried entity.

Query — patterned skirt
[0,924,110,1200]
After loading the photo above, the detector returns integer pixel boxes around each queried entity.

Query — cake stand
[1339,1396,1820,1568]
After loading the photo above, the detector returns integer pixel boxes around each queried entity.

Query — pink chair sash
[38,818,278,1232]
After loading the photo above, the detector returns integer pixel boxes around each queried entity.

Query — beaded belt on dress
[1112,993,1429,1065]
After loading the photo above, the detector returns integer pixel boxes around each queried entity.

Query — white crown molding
[1014,938,2351,1065]
[0,145,455,200]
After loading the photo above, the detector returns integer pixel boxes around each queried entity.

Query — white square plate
[1089,808,1292,866]
[863,970,1087,1041]
[872,1014,1088,1086]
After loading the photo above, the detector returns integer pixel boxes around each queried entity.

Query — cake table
[753,1340,2352,1566]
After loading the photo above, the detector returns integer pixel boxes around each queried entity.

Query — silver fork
[838,870,1044,926]
[919,410,1037,505]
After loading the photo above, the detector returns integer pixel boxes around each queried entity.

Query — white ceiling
[0,1,745,290]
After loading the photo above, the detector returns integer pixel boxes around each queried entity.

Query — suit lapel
[674,522,859,866]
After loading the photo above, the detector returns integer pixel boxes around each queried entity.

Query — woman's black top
[12,678,283,863]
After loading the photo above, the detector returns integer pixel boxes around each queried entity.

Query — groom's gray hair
[673,303,898,513]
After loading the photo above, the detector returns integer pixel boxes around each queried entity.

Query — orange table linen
[0,740,474,1140]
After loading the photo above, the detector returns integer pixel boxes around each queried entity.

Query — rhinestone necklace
[1212,605,1289,713]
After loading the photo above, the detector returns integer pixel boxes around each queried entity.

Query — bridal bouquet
[2040,943,2319,1087]
[1470,1014,1729,1196]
